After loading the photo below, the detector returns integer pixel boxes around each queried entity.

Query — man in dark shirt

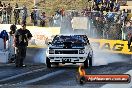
[13,23,32,67]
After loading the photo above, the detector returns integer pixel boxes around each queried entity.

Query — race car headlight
[49,49,54,54]
[79,49,85,54]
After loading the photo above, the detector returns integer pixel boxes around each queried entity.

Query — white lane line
[20,70,65,85]
[101,70,132,88]
[0,68,46,82]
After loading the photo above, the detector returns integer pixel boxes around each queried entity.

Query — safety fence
[88,11,123,40]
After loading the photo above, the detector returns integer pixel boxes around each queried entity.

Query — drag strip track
[30,61,132,87]
[0,63,46,80]
[0,67,65,85]
[0,47,132,88]
[0,60,132,88]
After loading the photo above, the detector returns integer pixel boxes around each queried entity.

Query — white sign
[71,17,88,30]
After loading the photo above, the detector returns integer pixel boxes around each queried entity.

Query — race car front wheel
[46,57,51,68]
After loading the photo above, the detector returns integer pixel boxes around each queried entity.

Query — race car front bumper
[47,54,88,63]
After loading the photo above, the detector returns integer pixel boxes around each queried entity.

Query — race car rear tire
[89,57,92,67]
[88,52,93,67]
[84,59,88,68]
[46,57,51,68]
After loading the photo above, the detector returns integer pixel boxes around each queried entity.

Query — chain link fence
[67,10,132,40]
[85,11,122,40]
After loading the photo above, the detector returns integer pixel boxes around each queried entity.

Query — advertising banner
[89,38,132,54]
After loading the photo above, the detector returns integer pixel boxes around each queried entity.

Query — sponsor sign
[89,38,132,54]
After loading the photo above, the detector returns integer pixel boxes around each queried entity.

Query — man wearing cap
[13,3,20,25]
[13,23,32,67]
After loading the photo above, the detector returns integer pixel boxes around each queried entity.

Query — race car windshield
[52,35,86,45]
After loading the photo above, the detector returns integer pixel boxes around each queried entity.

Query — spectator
[7,3,12,24]
[21,5,28,24]
[101,3,107,12]
[109,1,114,12]
[120,9,127,26]
[121,24,127,40]
[53,11,61,27]
[0,1,3,18]
[13,3,20,25]
[40,12,46,27]
[30,11,34,24]
[114,2,120,12]
[31,10,37,26]
[126,22,132,51]
[34,6,39,26]
[60,8,65,17]
[8,24,17,63]
[126,21,132,36]
[2,3,7,24]
[49,15,54,27]
[106,4,110,12]
[92,4,100,11]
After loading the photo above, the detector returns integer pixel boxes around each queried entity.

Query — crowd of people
[93,0,120,12]
[0,1,48,26]
[81,0,131,40]
[0,1,131,40]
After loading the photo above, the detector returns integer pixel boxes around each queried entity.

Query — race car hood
[49,42,85,49]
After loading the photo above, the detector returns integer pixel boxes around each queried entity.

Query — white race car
[46,35,93,68]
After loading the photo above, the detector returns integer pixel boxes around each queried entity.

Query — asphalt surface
[0,47,131,88]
